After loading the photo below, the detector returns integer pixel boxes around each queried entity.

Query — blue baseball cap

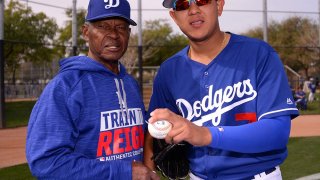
[86,0,137,26]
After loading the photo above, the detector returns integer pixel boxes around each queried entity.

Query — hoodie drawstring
[114,78,130,121]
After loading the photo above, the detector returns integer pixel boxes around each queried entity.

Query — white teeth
[109,46,117,49]
[192,21,202,25]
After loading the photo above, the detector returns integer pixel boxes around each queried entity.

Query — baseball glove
[151,139,190,180]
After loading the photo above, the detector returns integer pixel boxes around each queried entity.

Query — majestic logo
[287,98,293,105]
[104,0,120,9]
[176,79,257,126]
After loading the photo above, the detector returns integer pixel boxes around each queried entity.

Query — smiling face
[82,18,131,72]
[169,0,224,43]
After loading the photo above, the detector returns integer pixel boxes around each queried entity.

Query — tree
[142,19,188,66]
[126,19,188,68]
[296,19,319,79]
[56,8,87,56]
[4,0,58,84]
[244,16,319,79]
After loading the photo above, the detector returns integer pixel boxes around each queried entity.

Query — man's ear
[169,10,179,25]
[217,0,225,16]
[82,24,89,42]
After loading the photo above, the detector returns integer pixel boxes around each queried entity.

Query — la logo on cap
[104,0,120,9]
[86,0,137,26]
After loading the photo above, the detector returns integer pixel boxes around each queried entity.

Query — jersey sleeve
[26,81,132,179]
[256,48,299,120]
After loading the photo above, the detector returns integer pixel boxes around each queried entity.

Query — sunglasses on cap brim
[173,0,213,11]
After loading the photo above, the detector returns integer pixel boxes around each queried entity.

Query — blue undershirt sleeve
[208,115,291,153]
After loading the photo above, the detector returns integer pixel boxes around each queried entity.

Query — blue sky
[17,0,319,34]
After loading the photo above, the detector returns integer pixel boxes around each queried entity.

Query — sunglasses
[173,0,213,11]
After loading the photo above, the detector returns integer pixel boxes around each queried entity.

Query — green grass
[299,100,320,115]
[0,137,319,179]
[0,164,35,180]
[4,101,36,128]
[281,137,320,180]
[299,93,320,115]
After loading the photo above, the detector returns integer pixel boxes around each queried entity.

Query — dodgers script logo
[104,0,120,9]
[176,79,257,126]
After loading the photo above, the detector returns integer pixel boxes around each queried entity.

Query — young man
[145,0,299,179]
[26,0,159,179]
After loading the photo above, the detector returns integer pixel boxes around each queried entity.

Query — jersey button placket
[204,71,209,91]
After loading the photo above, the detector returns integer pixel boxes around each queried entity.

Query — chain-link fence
[4,54,160,100]
[3,45,320,101]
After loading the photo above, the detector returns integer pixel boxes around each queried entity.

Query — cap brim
[163,0,175,8]
[86,14,137,26]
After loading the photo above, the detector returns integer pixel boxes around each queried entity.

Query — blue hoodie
[26,56,146,179]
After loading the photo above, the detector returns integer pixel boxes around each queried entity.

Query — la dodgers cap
[86,0,137,26]
[163,0,175,8]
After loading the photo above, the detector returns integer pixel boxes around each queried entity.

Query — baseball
[148,120,172,139]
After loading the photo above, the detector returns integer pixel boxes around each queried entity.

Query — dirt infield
[0,115,319,169]
[0,126,27,169]
[290,115,320,137]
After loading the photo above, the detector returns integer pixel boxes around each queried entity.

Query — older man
[26,0,159,179]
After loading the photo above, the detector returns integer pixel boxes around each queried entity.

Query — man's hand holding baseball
[149,108,212,146]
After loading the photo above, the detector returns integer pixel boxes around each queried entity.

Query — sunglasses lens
[196,0,211,6]
[174,0,211,11]
[174,0,190,11]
